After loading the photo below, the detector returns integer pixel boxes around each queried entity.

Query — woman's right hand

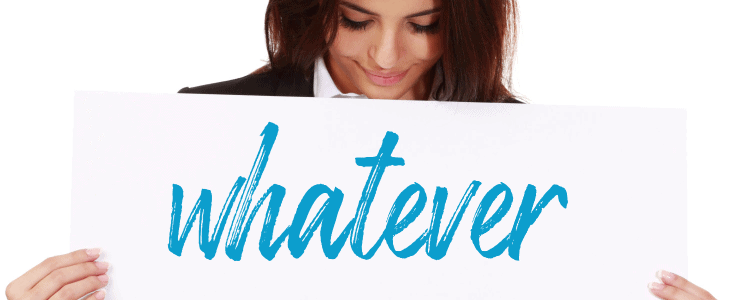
[5,249,109,300]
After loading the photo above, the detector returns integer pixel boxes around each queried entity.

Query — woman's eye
[410,21,440,34]
[340,15,370,31]
[339,14,439,34]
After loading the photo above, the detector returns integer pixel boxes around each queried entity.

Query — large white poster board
[71,91,686,299]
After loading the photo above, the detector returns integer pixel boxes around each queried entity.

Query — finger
[83,289,106,300]
[9,248,101,294]
[648,282,700,300]
[28,261,109,300]
[49,274,108,300]
[657,270,716,300]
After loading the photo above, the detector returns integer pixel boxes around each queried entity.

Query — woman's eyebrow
[340,1,441,18]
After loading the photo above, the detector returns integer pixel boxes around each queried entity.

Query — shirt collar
[313,57,366,99]
[313,56,441,100]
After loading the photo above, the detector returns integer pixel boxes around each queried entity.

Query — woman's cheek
[334,31,370,59]
[406,34,443,62]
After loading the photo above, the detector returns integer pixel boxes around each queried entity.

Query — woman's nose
[370,29,401,70]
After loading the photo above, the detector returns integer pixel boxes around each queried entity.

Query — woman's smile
[361,65,410,87]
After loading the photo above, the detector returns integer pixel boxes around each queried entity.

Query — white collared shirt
[313,57,441,100]
[313,57,368,99]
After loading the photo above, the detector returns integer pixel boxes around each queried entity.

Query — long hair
[264,0,519,102]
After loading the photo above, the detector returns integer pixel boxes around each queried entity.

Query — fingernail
[95,289,106,300]
[98,274,109,284]
[648,282,665,290]
[657,270,675,282]
[86,248,102,258]
[95,261,110,271]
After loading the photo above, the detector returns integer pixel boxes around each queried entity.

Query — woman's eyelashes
[339,15,439,35]
[410,21,440,34]
[340,15,370,31]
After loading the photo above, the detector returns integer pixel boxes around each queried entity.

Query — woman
[5,0,715,299]
[178,0,521,103]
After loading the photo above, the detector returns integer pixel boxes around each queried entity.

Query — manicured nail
[86,248,102,258]
[95,261,110,271]
[98,274,109,284]
[657,270,675,282]
[648,282,665,290]
[94,289,106,300]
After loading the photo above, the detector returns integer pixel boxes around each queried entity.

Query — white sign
[71,91,687,299]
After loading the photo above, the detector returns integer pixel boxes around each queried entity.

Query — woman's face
[325,0,444,100]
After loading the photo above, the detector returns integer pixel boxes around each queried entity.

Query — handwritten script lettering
[168,122,568,261]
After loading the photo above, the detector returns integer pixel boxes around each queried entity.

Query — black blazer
[179,68,523,103]
[179,68,314,97]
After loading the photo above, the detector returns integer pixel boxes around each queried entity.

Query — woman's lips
[364,68,409,87]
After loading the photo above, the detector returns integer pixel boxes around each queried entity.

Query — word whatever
[168,122,568,261]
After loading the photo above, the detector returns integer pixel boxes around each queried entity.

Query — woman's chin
[359,84,414,100]
[363,90,407,100]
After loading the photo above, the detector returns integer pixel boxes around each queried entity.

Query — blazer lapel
[274,69,314,97]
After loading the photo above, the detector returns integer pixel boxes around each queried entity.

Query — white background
[0,0,748,299]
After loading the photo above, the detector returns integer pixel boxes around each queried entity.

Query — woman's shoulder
[178,67,279,96]
[502,97,525,104]
[178,66,314,97]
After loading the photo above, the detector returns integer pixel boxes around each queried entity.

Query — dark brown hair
[264,0,519,102]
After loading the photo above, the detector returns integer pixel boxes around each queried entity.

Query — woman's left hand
[648,270,716,300]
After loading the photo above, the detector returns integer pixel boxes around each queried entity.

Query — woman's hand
[649,270,716,300]
[5,249,109,300]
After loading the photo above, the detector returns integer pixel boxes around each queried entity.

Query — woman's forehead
[338,0,442,18]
